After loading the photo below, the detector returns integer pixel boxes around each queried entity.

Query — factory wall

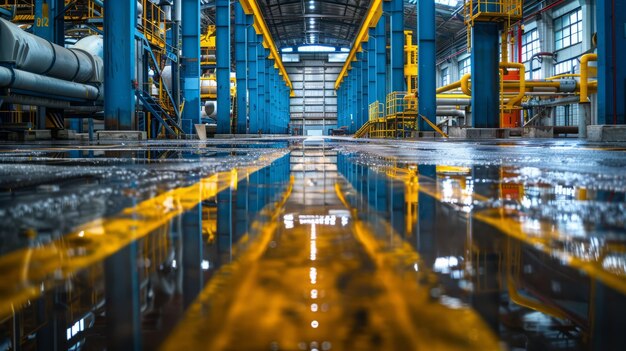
[285,54,341,136]
[434,0,596,128]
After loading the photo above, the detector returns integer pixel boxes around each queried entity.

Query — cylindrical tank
[73,35,103,58]
[0,18,103,83]
[0,66,101,100]
[201,79,217,95]
[204,100,217,118]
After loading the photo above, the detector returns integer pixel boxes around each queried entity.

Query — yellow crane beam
[334,0,383,90]
[239,0,293,94]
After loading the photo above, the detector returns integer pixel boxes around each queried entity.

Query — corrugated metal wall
[285,54,342,136]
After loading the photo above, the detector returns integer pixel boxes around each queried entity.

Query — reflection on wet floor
[0,138,625,350]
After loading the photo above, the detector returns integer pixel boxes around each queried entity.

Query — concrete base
[76,133,91,141]
[413,131,438,138]
[96,131,147,141]
[24,129,52,141]
[53,129,77,140]
[448,127,510,139]
[523,126,554,138]
[587,125,626,142]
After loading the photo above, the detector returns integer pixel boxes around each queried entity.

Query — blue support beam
[471,23,500,128]
[265,49,271,133]
[417,0,436,131]
[216,0,231,134]
[375,16,387,106]
[257,40,266,134]
[104,0,135,130]
[247,20,259,133]
[597,0,626,124]
[362,43,369,127]
[235,2,248,134]
[182,0,201,133]
[389,0,405,92]
[34,0,64,43]
[368,29,377,106]
[354,54,363,133]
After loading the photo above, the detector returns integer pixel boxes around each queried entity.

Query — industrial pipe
[460,73,471,96]
[0,18,104,83]
[580,53,597,103]
[0,66,101,100]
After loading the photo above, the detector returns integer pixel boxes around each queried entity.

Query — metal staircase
[353,121,372,138]
[135,89,184,137]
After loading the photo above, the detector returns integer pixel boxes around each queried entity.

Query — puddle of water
[1,139,625,350]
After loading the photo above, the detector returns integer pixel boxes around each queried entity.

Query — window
[555,104,580,126]
[522,29,541,79]
[440,67,450,87]
[555,58,578,75]
[554,9,583,50]
[458,57,470,76]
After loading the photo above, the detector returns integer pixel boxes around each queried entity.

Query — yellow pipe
[499,62,525,109]
[436,80,462,94]
[460,73,471,96]
[334,0,383,90]
[580,53,598,103]
[545,73,580,80]
[239,0,293,92]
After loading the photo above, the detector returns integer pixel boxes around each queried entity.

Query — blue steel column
[182,0,201,133]
[257,40,266,133]
[417,0,436,131]
[235,2,248,134]
[597,0,626,124]
[34,0,63,43]
[247,20,259,133]
[354,54,363,132]
[265,49,271,133]
[471,23,500,128]
[361,44,369,127]
[389,0,405,92]
[104,0,135,130]
[368,29,377,106]
[216,0,231,134]
[375,16,387,106]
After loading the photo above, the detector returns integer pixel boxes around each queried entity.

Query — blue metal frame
[104,0,136,130]
[361,43,369,129]
[471,22,500,128]
[375,16,387,106]
[354,53,362,133]
[417,0,436,131]
[257,40,266,134]
[597,0,626,124]
[247,19,259,133]
[235,2,248,134]
[368,28,377,108]
[182,0,201,133]
[389,0,405,92]
[216,0,231,134]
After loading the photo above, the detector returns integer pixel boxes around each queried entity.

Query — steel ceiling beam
[334,0,382,90]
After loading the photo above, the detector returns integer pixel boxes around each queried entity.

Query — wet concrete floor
[0,137,625,350]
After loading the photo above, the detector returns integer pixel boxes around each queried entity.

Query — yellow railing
[368,101,384,121]
[0,110,36,125]
[386,91,417,117]
[463,0,523,23]
[140,0,166,49]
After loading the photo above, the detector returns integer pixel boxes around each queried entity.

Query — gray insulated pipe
[0,18,103,83]
[0,66,101,100]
